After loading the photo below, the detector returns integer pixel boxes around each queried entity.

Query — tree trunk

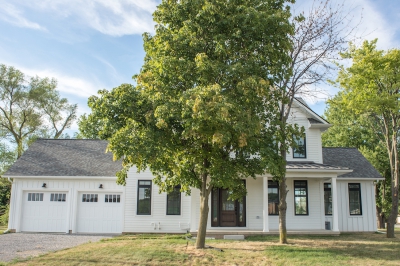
[386,134,399,238]
[376,208,385,229]
[16,139,23,159]
[279,179,288,244]
[278,149,288,244]
[196,174,210,249]
[375,185,385,229]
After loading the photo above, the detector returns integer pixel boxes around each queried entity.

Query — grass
[6,233,400,266]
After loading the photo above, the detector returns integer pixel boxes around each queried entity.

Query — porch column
[263,177,269,232]
[331,177,339,232]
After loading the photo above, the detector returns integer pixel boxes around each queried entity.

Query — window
[293,135,306,158]
[324,183,332,215]
[348,183,362,215]
[137,180,152,215]
[28,193,43,201]
[268,181,279,215]
[105,194,121,203]
[50,193,66,202]
[82,194,98,202]
[167,185,181,215]
[294,181,308,215]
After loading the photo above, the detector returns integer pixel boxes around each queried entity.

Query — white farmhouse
[4,99,383,236]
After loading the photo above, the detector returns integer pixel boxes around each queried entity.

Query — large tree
[322,92,392,229]
[80,0,293,249]
[331,39,400,238]
[273,0,357,243]
[0,64,77,158]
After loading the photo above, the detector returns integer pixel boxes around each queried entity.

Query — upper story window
[167,185,181,215]
[137,180,152,215]
[268,181,279,215]
[348,183,362,215]
[293,135,306,158]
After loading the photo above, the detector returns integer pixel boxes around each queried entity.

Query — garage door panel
[21,192,68,232]
[77,193,122,233]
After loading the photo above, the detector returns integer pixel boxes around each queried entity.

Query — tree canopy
[328,39,400,237]
[80,0,294,248]
[0,64,77,158]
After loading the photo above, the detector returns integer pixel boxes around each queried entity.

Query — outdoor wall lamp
[99,184,103,189]
[42,183,46,188]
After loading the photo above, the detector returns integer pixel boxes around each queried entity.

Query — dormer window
[293,135,306,158]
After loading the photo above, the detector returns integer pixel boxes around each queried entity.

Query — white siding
[123,167,191,233]
[8,178,124,233]
[336,180,377,232]
[286,106,323,164]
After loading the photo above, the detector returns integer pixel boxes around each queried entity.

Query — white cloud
[0,2,46,31]
[13,0,159,36]
[17,66,101,99]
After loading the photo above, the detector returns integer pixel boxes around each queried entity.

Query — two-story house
[4,99,382,235]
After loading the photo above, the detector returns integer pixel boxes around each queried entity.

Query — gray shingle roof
[4,139,122,177]
[286,161,349,171]
[322,147,382,179]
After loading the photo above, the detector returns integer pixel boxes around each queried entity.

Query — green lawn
[7,233,400,266]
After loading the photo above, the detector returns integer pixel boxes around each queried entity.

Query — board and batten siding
[335,180,376,232]
[123,167,191,233]
[8,178,123,233]
[286,106,323,164]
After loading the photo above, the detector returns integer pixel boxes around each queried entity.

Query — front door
[211,188,246,227]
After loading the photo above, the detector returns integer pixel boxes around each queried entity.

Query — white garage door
[76,193,123,233]
[21,192,68,232]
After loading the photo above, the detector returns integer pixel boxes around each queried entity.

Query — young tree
[80,0,293,249]
[0,64,77,157]
[273,0,358,243]
[331,39,400,238]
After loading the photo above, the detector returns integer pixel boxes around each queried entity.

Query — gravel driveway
[0,233,112,262]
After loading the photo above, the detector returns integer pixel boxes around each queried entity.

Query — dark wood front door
[211,188,246,227]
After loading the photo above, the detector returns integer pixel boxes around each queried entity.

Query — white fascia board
[337,177,385,181]
[293,99,330,125]
[309,123,331,132]
[262,170,351,179]
[4,175,117,180]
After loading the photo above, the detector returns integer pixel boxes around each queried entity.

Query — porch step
[224,235,245,240]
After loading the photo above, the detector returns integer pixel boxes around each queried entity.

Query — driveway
[0,233,112,262]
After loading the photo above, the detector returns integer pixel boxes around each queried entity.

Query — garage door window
[28,193,43,201]
[105,194,120,203]
[51,193,66,202]
[82,194,98,202]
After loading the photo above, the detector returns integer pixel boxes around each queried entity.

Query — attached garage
[4,139,125,234]
[76,192,123,233]
[20,191,68,233]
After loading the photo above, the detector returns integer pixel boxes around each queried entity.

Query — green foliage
[81,0,293,195]
[327,39,400,233]
[0,64,77,157]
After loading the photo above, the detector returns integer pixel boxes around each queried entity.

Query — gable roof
[4,139,122,177]
[322,147,382,179]
[294,97,330,124]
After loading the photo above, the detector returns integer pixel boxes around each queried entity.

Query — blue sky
[1,0,399,135]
